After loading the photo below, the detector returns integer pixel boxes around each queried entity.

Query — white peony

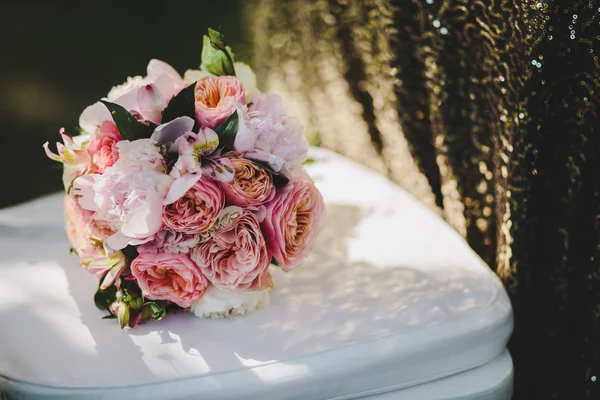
[190,284,271,319]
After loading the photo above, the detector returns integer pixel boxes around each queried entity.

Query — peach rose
[219,157,275,206]
[64,195,124,287]
[64,194,93,253]
[163,178,224,234]
[131,252,208,308]
[194,76,245,128]
[190,208,272,291]
[87,121,122,173]
[262,179,326,271]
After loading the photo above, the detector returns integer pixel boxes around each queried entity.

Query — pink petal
[147,59,181,81]
[233,109,256,153]
[151,116,195,146]
[42,142,62,162]
[106,232,131,251]
[79,102,111,133]
[100,261,127,290]
[164,174,202,205]
[137,84,165,124]
[113,89,139,114]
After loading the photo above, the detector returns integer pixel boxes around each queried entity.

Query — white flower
[190,284,271,319]
[233,62,257,104]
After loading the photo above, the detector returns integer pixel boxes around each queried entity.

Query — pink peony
[87,121,122,173]
[194,76,245,128]
[131,252,208,308]
[163,178,224,234]
[190,208,272,291]
[219,157,275,206]
[262,179,326,271]
[79,60,184,131]
[73,139,173,250]
[234,91,309,176]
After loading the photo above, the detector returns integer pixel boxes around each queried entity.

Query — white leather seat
[0,148,513,399]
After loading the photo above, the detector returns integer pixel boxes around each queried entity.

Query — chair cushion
[0,148,512,400]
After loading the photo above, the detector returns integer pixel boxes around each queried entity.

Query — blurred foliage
[0,0,245,208]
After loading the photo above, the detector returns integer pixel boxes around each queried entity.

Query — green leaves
[201,28,236,76]
[94,283,118,313]
[141,302,167,321]
[100,100,156,140]
[161,83,197,126]
[214,111,239,152]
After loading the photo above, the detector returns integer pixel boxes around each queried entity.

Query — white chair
[0,148,513,399]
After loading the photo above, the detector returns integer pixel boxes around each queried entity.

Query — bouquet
[43,29,325,328]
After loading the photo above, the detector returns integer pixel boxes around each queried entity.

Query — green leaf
[141,302,167,321]
[100,100,156,140]
[251,160,290,187]
[201,30,236,76]
[121,278,144,311]
[161,83,197,126]
[94,283,118,312]
[122,245,139,262]
[102,314,117,320]
[214,111,239,152]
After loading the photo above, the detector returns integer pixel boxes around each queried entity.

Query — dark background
[0,1,245,208]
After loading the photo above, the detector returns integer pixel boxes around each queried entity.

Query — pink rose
[262,179,326,271]
[194,76,245,128]
[88,121,122,173]
[163,178,224,234]
[219,157,275,206]
[137,230,199,254]
[131,252,208,308]
[190,208,272,291]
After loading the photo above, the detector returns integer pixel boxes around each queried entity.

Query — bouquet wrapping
[44,29,325,328]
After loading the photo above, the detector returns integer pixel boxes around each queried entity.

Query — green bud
[207,28,225,49]
[141,302,167,321]
[117,303,130,329]
[129,295,144,311]
[201,28,236,76]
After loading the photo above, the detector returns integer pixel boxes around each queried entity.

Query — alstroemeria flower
[171,129,220,177]
[163,128,235,205]
[44,129,92,190]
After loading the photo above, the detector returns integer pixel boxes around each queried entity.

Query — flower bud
[117,303,130,329]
